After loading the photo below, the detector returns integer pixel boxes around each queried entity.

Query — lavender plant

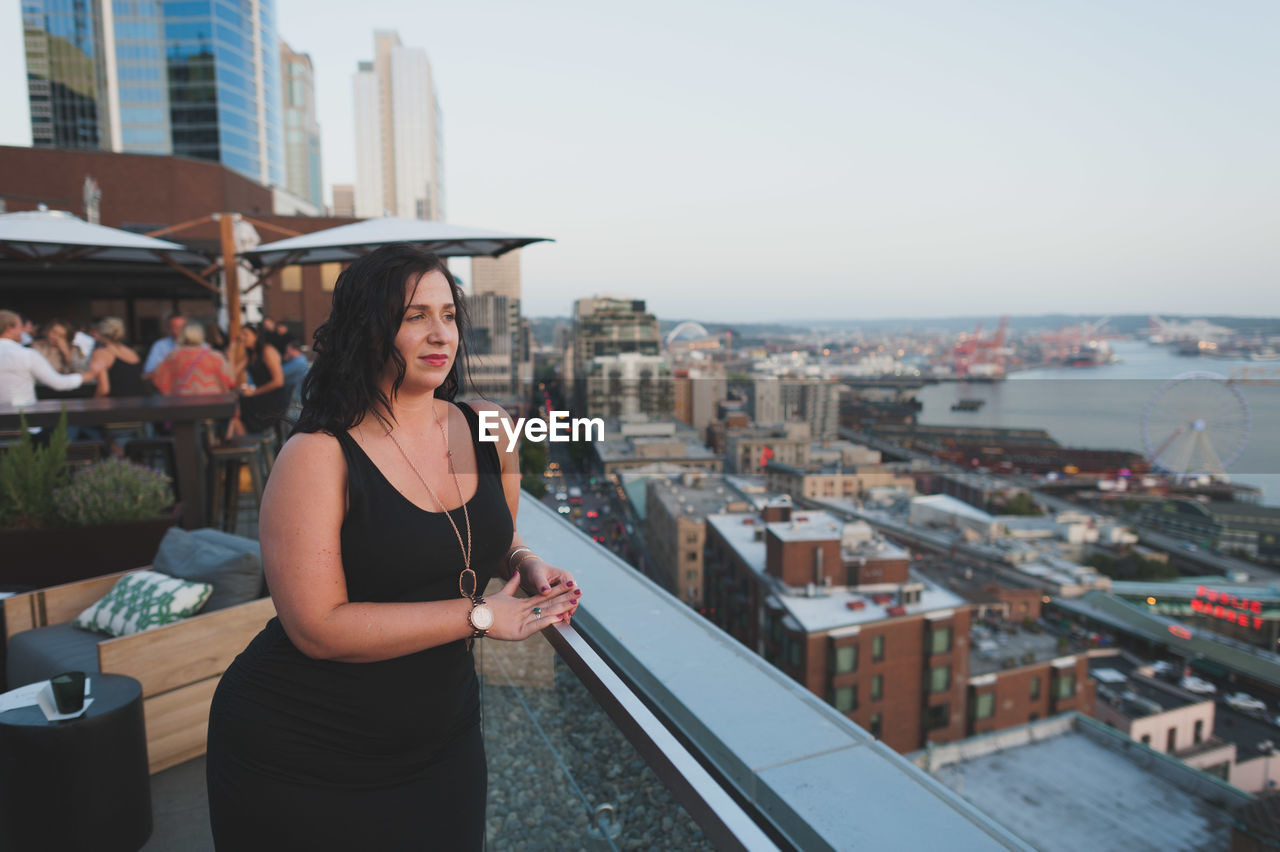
[52,457,174,527]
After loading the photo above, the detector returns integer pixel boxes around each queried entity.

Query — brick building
[704,504,973,753]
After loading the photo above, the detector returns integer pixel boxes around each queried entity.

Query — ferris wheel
[1141,371,1251,476]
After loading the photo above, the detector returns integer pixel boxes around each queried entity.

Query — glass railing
[479,632,723,851]
[505,494,1031,852]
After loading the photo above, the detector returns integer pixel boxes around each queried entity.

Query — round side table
[0,672,152,851]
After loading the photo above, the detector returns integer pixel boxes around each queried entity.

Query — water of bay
[915,339,1280,506]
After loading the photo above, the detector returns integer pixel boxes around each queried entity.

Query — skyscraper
[352,31,443,220]
[21,0,284,186]
[281,41,322,209]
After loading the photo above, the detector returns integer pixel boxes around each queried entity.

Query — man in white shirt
[0,309,97,407]
[142,313,186,377]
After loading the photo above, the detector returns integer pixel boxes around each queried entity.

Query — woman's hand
[484,571,581,640]
[517,557,579,625]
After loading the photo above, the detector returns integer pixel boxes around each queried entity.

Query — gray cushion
[152,527,264,612]
[6,623,101,690]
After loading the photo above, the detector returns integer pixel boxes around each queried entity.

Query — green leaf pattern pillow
[74,570,213,637]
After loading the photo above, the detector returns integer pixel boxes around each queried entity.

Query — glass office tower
[22,0,283,186]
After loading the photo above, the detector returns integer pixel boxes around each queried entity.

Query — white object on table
[0,677,92,717]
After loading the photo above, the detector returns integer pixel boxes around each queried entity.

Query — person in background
[226,323,286,438]
[142,313,186,377]
[89,317,146,398]
[18,316,35,345]
[261,316,277,335]
[0,309,100,408]
[151,322,235,396]
[29,318,77,374]
[273,332,309,409]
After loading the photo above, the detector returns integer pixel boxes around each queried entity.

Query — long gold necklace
[385,402,475,596]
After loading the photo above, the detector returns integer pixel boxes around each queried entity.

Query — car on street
[1150,660,1179,679]
[555,491,568,502]
[1225,693,1268,715]
[557,504,571,515]
[1180,676,1217,695]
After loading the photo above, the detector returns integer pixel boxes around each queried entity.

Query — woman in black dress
[228,323,288,437]
[206,245,580,850]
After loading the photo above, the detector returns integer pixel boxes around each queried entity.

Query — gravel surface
[481,649,714,852]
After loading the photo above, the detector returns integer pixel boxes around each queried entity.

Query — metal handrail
[542,623,780,852]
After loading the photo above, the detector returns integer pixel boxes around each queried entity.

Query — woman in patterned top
[151,322,235,396]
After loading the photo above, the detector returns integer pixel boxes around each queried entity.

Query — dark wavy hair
[292,244,471,435]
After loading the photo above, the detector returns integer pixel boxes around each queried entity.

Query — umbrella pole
[219,213,245,384]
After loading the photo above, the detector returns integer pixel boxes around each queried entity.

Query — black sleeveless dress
[105,355,147,397]
[239,354,289,433]
[206,402,513,851]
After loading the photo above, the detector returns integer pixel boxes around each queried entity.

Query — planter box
[0,509,180,591]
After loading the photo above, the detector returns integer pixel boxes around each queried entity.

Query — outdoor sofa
[3,528,276,773]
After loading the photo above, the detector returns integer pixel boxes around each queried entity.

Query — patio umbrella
[237,217,552,272]
[0,208,211,268]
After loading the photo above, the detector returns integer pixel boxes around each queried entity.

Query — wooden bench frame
[4,570,275,774]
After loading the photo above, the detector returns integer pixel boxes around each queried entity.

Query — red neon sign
[1195,585,1263,615]
[1190,597,1265,630]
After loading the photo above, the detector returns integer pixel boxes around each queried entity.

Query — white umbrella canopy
[238,217,552,269]
[0,208,210,266]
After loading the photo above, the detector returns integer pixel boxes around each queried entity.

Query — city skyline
[1,1,1276,321]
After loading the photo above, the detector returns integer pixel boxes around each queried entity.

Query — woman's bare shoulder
[275,430,346,475]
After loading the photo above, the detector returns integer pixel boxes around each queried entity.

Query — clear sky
[1,1,1277,322]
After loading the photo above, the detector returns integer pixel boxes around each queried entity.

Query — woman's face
[389,270,458,392]
[238,327,257,349]
[45,323,67,344]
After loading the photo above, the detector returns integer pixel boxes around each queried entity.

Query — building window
[872,634,884,662]
[973,692,995,720]
[1055,673,1076,700]
[929,626,952,655]
[832,644,858,674]
[787,640,801,668]
[1166,727,1177,753]
[929,665,951,694]
[871,674,883,702]
[1141,734,1151,746]
[320,261,341,292]
[280,264,302,292]
[1194,720,1204,745]
[1029,712,1039,723]
[832,686,856,714]
[1030,676,1041,701]
[926,703,949,731]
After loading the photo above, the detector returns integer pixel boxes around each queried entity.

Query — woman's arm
[260,432,577,663]
[89,349,114,397]
[468,402,580,614]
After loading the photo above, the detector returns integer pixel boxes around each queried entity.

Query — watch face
[471,604,495,631]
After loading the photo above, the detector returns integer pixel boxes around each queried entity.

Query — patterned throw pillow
[73,570,213,637]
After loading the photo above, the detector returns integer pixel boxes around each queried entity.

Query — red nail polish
[574,589,582,596]
[541,586,550,592]
[566,581,575,588]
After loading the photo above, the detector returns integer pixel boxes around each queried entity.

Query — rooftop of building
[913,714,1244,851]
[707,510,962,633]
[595,436,721,465]
[1088,653,1206,715]
[910,493,998,524]
[969,623,1079,677]
[648,475,751,523]
[1110,578,1280,603]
